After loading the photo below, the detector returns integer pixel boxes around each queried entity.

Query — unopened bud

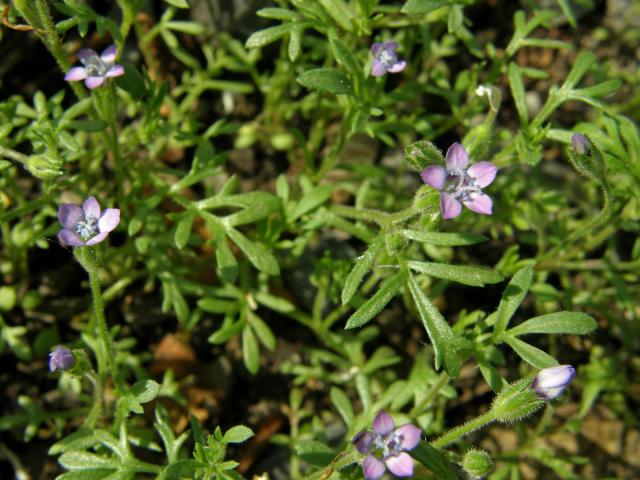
[571,133,589,155]
[462,449,493,478]
[532,365,575,400]
[49,346,76,372]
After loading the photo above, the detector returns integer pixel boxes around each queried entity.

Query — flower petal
[352,431,374,454]
[420,165,446,190]
[371,60,387,77]
[82,196,101,219]
[363,455,386,480]
[98,208,120,233]
[532,365,576,400]
[64,66,88,82]
[372,411,395,436]
[440,192,462,219]
[58,229,84,247]
[382,41,398,51]
[445,142,469,171]
[101,44,118,64]
[77,48,98,62]
[85,76,106,89]
[468,161,498,188]
[463,192,493,215]
[85,232,108,246]
[387,60,407,73]
[385,452,414,477]
[58,204,83,229]
[106,65,125,78]
[371,42,383,56]
[394,424,422,451]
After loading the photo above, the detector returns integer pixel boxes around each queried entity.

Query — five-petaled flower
[58,196,120,247]
[49,346,76,372]
[420,142,498,219]
[532,365,576,400]
[352,411,421,479]
[64,45,125,89]
[371,42,407,77]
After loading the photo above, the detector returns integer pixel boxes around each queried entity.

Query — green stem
[409,372,449,417]
[89,270,124,393]
[83,370,103,428]
[0,145,29,164]
[431,410,497,448]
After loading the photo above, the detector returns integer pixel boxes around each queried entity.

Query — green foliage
[0,0,636,479]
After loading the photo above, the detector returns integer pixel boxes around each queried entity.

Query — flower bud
[532,365,575,400]
[571,133,589,155]
[49,346,76,372]
[462,449,493,479]
[491,378,544,423]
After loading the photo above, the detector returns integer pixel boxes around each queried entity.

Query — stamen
[75,216,98,240]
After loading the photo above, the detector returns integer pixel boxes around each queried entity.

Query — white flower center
[82,55,109,77]
[378,49,394,67]
[75,216,98,240]
[445,169,481,202]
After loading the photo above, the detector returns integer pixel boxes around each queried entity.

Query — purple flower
[420,142,497,219]
[49,346,76,372]
[571,133,590,155]
[58,196,120,247]
[371,42,407,77]
[352,411,421,479]
[64,45,125,89]
[532,365,576,400]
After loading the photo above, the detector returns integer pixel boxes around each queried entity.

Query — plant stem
[89,270,124,393]
[409,372,450,417]
[83,370,103,428]
[431,410,497,448]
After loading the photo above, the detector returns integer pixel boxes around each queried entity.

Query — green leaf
[402,0,450,15]
[58,452,119,470]
[164,460,201,480]
[330,387,354,427]
[318,0,354,31]
[554,0,576,26]
[227,228,279,275]
[56,470,115,480]
[114,64,146,100]
[164,0,189,7]
[345,270,407,329]
[216,237,239,284]
[295,441,335,466]
[407,273,461,375]
[223,425,254,444]
[507,312,597,337]
[503,336,558,368]
[408,261,503,287]
[342,236,383,305]
[67,120,108,132]
[400,230,487,246]
[131,379,161,404]
[297,68,354,95]
[412,443,458,480]
[289,184,332,221]
[242,325,260,374]
[248,312,276,351]
[257,8,298,21]
[198,298,238,314]
[174,211,195,250]
[245,23,296,49]
[508,62,528,124]
[492,266,533,341]
[288,25,303,62]
[562,51,596,90]
[447,4,464,33]
[329,36,360,80]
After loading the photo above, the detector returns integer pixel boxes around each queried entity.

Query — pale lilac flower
[571,133,589,155]
[532,365,576,400]
[371,42,406,77]
[352,411,421,479]
[49,346,76,372]
[58,196,120,247]
[64,45,124,89]
[420,142,497,219]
